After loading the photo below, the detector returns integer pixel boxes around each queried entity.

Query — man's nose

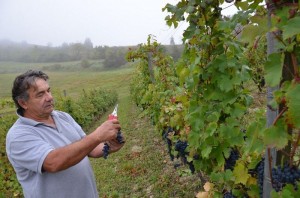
[46,92,53,101]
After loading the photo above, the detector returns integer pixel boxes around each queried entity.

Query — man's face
[21,78,54,118]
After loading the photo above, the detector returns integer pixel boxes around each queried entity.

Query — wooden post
[263,1,278,197]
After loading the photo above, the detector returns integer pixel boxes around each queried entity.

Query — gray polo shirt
[6,110,99,198]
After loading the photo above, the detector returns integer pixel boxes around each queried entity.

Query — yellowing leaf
[196,191,209,198]
[233,162,250,185]
[203,182,214,192]
[247,176,257,186]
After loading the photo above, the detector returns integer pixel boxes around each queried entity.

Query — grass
[0,66,132,98]
[0,62,201,197]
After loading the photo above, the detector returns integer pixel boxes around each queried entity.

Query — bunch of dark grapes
[162,127,174,160]
[102,130,125,159]
[188,163,195,173]
[271,163,300,192]
[224,149,240,170]
[102,143,110,159]
[223,192,235,198]
[255,158,264,197]
[175,140,188,163]
[175,140,197,173]
[116,131,125,144]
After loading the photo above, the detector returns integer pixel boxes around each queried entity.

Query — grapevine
[127,0,300,196]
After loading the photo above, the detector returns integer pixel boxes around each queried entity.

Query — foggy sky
[0,0,236,47]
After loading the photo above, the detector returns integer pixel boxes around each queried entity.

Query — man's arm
[42,120,120,172]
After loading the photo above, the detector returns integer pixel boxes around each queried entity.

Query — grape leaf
[219,75,233,92]
[286,84,300,128]
[233,162,250,185]
[240,25,262,44]
[282,16,300,40]
[264,53,283,87]
[201,146,212,159]
[262,119,288,149]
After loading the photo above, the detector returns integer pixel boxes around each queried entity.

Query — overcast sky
[0,0,237,47]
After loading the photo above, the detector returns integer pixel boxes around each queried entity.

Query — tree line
[0,38,183,69]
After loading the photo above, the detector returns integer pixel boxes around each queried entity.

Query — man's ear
[18,99,28,110]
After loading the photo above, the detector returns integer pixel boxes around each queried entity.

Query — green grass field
[0,62,200,197]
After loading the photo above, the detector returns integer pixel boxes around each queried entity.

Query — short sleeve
[6,127,54,174]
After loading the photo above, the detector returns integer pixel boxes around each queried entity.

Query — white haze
[0,0,237,47]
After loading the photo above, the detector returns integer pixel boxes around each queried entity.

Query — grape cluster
[255,158,264,197]
[271,164,300,192]
[162,128,196,173]
[102,130,125,159]
[175,140,188,163]
[162,127,174,160]
[224,149,240,170]
[102,143,110,159]
[116,130,125,144]
[223,192,235,198]
[188,160,195,174]
[174,140,196,173]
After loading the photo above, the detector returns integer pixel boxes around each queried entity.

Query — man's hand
[95,119,121,142]
[107,136,125,153]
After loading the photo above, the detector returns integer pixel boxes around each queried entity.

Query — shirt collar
[17,110,57,127]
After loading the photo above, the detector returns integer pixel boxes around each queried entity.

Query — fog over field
[0,0,236,47]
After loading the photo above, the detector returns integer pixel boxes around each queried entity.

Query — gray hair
[12,70,49,114]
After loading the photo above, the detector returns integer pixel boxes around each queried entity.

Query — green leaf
[264,53,283,87]
[286,84,300,128]
[179,67,189,84]
[219,75,233,92]
[240,24,262,44]
[207,112,219,122]
[240,14,268,44]
[224,170,234,182]
[201,146,212,159]
[231,103,247,118]
[235,1,249,10]
[244,120,265,153]
[185,5,194,13]
[263,119,288,149]
[282,16,300,40]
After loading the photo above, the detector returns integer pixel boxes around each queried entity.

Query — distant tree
[169,36,181,61]
[70,43,84,60]
[103,47,127,69]
[94,45,106,60]
[61,42,69,49]
[84,38,93,49]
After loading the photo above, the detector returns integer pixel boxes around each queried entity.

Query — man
[6,70,125,198]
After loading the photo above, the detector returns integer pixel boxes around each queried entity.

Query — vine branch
[291,52,299,79]
[272,106,288,125]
